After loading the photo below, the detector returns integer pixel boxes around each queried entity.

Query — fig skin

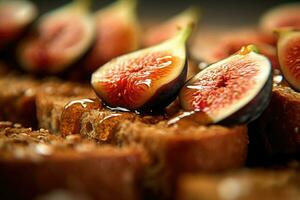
[82,0,141,73]
[92,26,193,112]
[277,29,300,91]
[142,7,199,47]
[139,59,188,112]
[0,0,38,50]
[16,0,95,74]
[179,45,273,125]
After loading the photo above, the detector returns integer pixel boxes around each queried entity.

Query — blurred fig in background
[259,3,300,46]
[191,28,279,69]
[0,0,38,50]
[83,0,141,73]
[17,0,95,74]
[142,6,200,47]
[260,3,300,35]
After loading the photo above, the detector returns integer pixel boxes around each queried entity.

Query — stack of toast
[0,67,299,199]
[0,1,300,200]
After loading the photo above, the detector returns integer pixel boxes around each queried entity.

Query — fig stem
[102,0,137,17]
[73,0,92,12]
[180,6,201,25]
[174,24,193,44]
[119,0,138,10]
[238,44,259,55]
[274,28,298,38]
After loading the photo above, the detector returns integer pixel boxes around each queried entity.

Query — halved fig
[260,3,300,35]
[92,25,193,111]
[0,0,37,50]
[277,29,300,91]
[142,7,199,47]
[83,0,140,72]
[17,0,95,74]
[179,45,272,124]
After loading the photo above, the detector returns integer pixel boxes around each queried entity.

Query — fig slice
[277,29,300,91]
[179,45,272,125]
[0,0,38,49]
[91,25,193,111]
[17,0,95,74]
[83,0,140,72]
[260,3,300,35]
[142,7,199,47]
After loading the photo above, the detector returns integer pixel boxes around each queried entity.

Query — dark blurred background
[31,0,299,27]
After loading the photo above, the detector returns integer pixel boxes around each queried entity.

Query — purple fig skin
[219,73,273,125]
[138,59,188,113]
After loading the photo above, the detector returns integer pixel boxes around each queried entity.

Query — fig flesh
[17,0,95,74]
[260,3,300,35]
[0,0,37,50]
[277,29,300,91]
[142,7,199,47]
[83,0,140,72]
[179,45,272,124]
[92,26,193,111]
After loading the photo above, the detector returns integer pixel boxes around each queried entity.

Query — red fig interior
[277,31,300,91]
[22,16,84,68]
[92,25,191,111]
[180,48,271,124]
[0,1,37,48]
[84,7,139,72]
[17,4,94,74]
[92,52,181,110]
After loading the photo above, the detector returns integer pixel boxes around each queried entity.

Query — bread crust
[36,81,95,133]
[0,122,146,200]
[115,121,248,199]
[248,85,300,162]
[0,76,39,127]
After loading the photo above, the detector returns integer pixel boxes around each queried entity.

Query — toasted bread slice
[0,76,40,127]
[36,81,95,133]
[114,120,248,199]
[0,75,95,129]
[248,85,300,163]
[60,101,164,143]
[0,121,146,200]
[177,167,300,200]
